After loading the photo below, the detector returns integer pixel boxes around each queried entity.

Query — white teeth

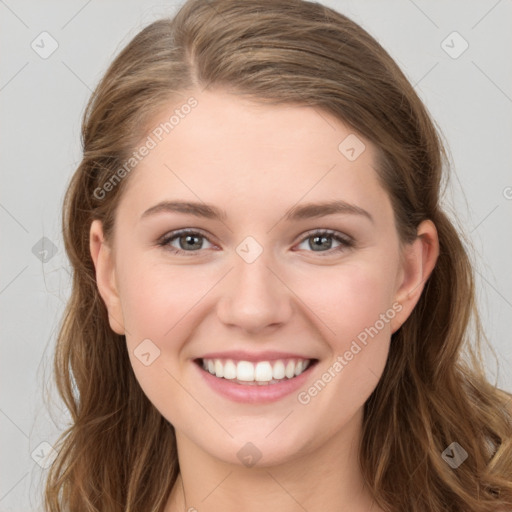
[223,360,237,380]
[285,360,295,379]
[254,361,273,382]
[272,360,285,380]
[237,361,254,381]
[201,358,312,383]
[214,359,224,378]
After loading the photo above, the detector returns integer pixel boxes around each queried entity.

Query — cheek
[293,258,399,345]
[291,258,398,402]
[118,256,212,339]
[117,259,207,423]
[290,263,395,435]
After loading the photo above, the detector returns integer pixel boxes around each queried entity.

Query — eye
[157,229,215,256]
[295,229,354,256]
[157,228,354,257]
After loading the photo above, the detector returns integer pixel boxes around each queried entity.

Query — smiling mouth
[195,357,318,386]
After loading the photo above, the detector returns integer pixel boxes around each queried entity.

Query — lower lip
[195,361,317,404]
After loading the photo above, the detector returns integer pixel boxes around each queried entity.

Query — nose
[216,251,293,335]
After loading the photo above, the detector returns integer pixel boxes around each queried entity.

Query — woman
[44,0,512,510]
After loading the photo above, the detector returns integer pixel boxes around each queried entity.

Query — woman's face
[91,89,428,467]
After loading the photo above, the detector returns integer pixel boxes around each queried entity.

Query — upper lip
[197,350,316,362]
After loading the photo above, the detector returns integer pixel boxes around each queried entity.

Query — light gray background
[1,1,511,510]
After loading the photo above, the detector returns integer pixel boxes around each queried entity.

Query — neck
[165,409,378,512]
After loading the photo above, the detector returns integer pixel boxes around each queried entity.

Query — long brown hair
[44,0,512,510]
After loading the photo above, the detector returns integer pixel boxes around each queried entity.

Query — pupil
[312,235,331,251]
[183,234,201,250]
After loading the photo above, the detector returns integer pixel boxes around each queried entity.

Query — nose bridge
[216,239,292,332]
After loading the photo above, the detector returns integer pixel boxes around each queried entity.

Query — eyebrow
[140,199,373,223]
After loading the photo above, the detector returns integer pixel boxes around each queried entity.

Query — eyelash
[156,228,354,257]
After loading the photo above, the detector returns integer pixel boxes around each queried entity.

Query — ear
[89,220,125,335]
[390,219,439,333]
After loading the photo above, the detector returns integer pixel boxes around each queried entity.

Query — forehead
[117,89,391,223]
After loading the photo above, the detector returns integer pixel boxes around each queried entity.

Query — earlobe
[390,220,439,333]
[89,220,125,335]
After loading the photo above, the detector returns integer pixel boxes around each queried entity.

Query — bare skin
[90,89,439,512]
